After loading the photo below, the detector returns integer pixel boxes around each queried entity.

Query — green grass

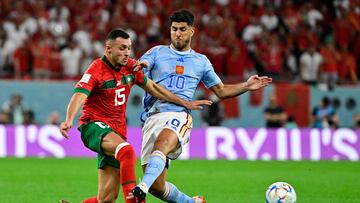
[0,158,359,203]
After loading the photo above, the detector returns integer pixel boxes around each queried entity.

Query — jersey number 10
[168,75,185,89]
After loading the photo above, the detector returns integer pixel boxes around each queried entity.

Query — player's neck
[102,54,121,70]
[104,54,115,65]
[170,44,191,52]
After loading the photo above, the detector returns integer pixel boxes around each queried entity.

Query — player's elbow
[215,92,229,100]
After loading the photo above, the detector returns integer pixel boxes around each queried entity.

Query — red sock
[115,144,137,203]
[82,196,98,203]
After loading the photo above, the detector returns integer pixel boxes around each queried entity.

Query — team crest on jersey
[80,73,91,83]
[175,65,184,74]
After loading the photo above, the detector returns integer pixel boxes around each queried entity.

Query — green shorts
[79,121,120,169]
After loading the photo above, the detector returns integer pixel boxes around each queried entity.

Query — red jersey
[74,56,147,139]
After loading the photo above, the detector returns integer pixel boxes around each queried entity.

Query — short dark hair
[106,29,130,41]
[169,9,194,26]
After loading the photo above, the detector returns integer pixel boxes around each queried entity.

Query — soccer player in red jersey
[59,29,211,203]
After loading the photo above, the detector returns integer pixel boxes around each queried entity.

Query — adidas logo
[177,57,184,62]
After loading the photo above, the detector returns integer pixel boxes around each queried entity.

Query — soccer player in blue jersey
[132,9,272,203]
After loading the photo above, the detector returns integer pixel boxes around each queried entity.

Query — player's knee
[115,143,136,164]
[153,137,178,155]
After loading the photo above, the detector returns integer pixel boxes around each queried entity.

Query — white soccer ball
[265,181,296,203]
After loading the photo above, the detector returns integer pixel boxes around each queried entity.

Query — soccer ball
[265,182,296,203]
[192,196,206,203]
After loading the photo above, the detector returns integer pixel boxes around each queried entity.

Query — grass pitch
[0,158,359,203]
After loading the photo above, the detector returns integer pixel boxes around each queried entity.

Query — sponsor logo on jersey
[176,57,184,62]
[80,73,91,83]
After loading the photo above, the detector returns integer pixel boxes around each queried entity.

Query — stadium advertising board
[0,125,359,161]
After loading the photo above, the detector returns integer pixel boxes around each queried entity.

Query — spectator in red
[13,40,32,79]
[347,0,360,32]
[296,22,320,53]
[259,33,284,79]
[338,46,357,84]
[334,8,353,48]
[320,38,340,90]
[281,0,301,33]
[352,32,360,79]
[225,42,249,80]
[31,33,55,79]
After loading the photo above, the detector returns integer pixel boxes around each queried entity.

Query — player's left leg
[134,129,196,202]
[135,128,178,194]
[102,132,137,203]
[134,112,206,202]
[142,164,167,198]
[97,165,120,202]
[80,166,120,203]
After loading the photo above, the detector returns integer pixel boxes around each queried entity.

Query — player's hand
[246,75,272,91]
[185,100,213,110]
[133,60,148,71]
[59,121,72,139]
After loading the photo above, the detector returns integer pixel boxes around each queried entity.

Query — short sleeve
[74,61,99,95]
[134,70,148,86]
[201,56,222,88]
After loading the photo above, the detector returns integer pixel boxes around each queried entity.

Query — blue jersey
[140,45,221,121]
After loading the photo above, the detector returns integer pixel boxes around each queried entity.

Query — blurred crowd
[1,0,360,88]
[0,94,35,124]
[263,94,360,129]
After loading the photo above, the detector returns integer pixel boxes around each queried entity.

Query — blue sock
[141,151,166,190]
[163,182,194,203]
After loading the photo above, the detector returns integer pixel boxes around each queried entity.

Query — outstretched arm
[59,92,87,138]
[210,75,272,99]
[133,60,148,71]
[140,79,212,110]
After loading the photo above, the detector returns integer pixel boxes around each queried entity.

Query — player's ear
[190,26,195,37]
[105,42,111,54]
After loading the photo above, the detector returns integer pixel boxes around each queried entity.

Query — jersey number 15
[115,88,125,106]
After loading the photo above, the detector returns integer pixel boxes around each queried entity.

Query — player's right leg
[139,161,203,203]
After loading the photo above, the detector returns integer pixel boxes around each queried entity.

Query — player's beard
[171,37,190,51]
[114,56,128,66]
